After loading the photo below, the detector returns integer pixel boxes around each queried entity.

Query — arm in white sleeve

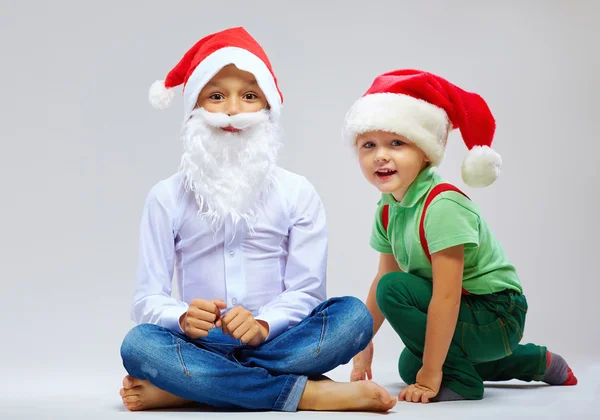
[130,182,188,332]
[255,178,328,341]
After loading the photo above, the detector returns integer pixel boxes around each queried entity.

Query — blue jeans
[120,296,372,412]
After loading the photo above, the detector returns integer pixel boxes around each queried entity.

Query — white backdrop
[1,0,598,395]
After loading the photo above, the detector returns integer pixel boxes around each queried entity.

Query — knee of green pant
[446,381,484,400]
[398,356,419,385]
[397,348,421,385]
[376,271,405,311]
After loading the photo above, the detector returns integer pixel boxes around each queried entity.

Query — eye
[362,141,376,148]
[391,140,405,146]
[243,93,259,100]
[209,93,225,100]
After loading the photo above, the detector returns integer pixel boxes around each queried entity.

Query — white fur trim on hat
[182,47,282,122]
[461,145,502,188]
[149,80,175,109]
[344,93,450,165]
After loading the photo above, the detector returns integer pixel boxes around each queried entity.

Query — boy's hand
[221,306,269,347]
[179,298,227,339]
[398,367,442,403]
[350,340,374,381]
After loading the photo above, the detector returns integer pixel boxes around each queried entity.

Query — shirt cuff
[427,235,480,255]
[160,304,189,334]
[255,309,289,342]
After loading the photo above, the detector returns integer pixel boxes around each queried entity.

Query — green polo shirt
[370,167,522,295]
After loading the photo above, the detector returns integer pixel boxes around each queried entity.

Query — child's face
[195,64,268,115]
[356,131,430,200]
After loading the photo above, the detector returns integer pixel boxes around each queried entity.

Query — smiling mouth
[376,169,397,178]
[221,126,242,133]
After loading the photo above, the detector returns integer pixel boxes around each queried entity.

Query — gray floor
[2,357,597,419]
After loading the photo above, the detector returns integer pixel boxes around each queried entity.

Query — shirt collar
[380,167,436,208]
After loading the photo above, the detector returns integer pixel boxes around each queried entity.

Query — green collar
[380,167,435,208]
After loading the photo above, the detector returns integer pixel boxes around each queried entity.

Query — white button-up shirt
[130,166,328,341]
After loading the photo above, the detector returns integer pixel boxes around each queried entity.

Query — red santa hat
[149,27,283,122]
[344,69,502,188]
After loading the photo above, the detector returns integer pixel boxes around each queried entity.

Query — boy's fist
[221,306,269,346]
[179,298,227,339]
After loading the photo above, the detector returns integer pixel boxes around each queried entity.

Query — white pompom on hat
[344,69,501,187]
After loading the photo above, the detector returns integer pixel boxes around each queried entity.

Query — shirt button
[231,298,238,305]
[228,249,235,257]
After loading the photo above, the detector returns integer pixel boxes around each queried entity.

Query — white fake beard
[180,108,282,231]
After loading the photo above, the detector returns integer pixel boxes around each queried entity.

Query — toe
[124,401,142,411]
[121,387,140,398]
[123,395,141,404]
[130,377,144,387]
[124,375,146,389]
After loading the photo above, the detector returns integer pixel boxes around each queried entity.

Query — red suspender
[419,183,470,262]
[382,204,390,231]
[381,183,471,295]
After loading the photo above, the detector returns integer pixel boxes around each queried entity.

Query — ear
[422,155,431,169]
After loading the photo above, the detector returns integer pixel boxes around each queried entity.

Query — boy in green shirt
[344,69,577,403]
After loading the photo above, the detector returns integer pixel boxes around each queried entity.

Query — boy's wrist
[421,360,443,373]
[247,320,270,346]
[257,320,270,340]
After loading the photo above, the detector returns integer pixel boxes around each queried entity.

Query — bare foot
[298,379,397,412]
[119,375,192,411]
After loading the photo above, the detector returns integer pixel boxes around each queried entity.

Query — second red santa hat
[344,69,502,188]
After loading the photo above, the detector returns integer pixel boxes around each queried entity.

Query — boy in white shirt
[119,26,396,413]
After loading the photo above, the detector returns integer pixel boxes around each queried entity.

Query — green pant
[376,272,547,400]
